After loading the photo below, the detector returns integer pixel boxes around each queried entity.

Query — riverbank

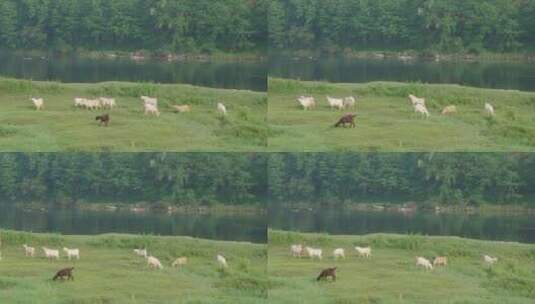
[268,78,535,151]
[0,77,269,152]
[276,49,535,63]
[268,230,535,304]
[9,201,266,216]
[0,230,267,304]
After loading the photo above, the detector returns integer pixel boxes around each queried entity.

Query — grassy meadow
[0,230,267,304]
[268,78,535,151]
[268,230,535,304]
[0,78,268,151]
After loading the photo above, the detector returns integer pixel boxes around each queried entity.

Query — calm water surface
[270,206,535,243]
[0,206,266,243]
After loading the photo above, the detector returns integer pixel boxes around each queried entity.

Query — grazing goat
[316,267,337,282]
[416,257,433,270]
[86,99,102,110]
[74,97,87,108]
[95,114,110,126]
[297,96,316,110]
[42,247,60,260]
[433,256,448,266]
[99,97,116,109]
[343,96,356,109]
[483,255,498,265]
[63,247,80,260]
[141,96,158,107]
[485,102,495,116]
[53,267,74,281]
[305,247,323,260]
[334,113,356,128]
[326,96,344,110]
[23,244,35,257]
[147,256,163,269]
[173,105,191,113]
[414,103,430,118]
[408,94,426,107]
[355,246,371,258]
[217,102,227,116]
[441,105,457,115]
[134,248,148,258]
[291,244,304,258]
[217,254,228,268]
[333,248,345,260]
[144,103,160,116]
[31,98,44,110]
[172,257,188,268]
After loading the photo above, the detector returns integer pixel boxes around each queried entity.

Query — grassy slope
[268,78,535,151]
[0,230,267,304]
[268,230,535,304]
[0,78,268,152]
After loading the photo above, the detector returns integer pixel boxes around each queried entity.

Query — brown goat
[95,114,110,127]
[53,267,74,281]
[316,267,337,282]
[334,114,356,128]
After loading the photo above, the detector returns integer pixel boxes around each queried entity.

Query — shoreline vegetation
[268,230,535,304]
[7,202,266,216]
[273,49,535,63]
[0,230,268,304]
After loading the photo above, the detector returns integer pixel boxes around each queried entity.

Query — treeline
[0,153,267,206]
[268,153,535,206]
[0,0,267,53]
[269,0,535,53]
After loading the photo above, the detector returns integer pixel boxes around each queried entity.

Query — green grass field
[268,230,535,304]
[268,78,535,151]
[0,78,268,151]
[0,230,267,304]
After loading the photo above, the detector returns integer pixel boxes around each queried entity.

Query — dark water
[270,55,535,92]
[270,206,535,244]
[0,51,267,91]
[0,206,266,243]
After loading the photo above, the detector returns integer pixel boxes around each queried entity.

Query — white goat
[305,247,322,260]
[416,256,433,270]
[290,244,303,258]
[297,96,316,110]
[355,246,372,258]
[133,248,148,258]
[217,254,228,268]
[42,247,60,260]
[23,244,35,257]
[31,98,44,110]
[408,94,426,107]
[100,97,116,109]
[441,105,457,115]
[144,103,160,116]
[414,103,430,118]
[63,247,80,260]
[326,96,344,110]
[343,96,357,109]
[217,102,227,116]
[483,255,498,265]
[333,248,345,260]
[74,97,87,108]
[485,102,495,116]
[172,257,188,268]
[141,96,158,107]
[147,256,163,269]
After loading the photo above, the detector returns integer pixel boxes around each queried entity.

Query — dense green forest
[0,153,267,206]
[269,0,535,53]
[0,0,267,53]
[268,153,535,206]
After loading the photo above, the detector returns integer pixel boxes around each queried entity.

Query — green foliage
[0,153,268,206]
[0,0,266,53]
[269,0,535,53]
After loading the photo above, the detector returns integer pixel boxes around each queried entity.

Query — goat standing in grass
[485,102,495,116]
[63,247,80,260]
[297,96,315,110]
[31,98,44,110]
[355,246,371,258]
[333,248,345,260]
[416,257,433,270]
[172,257,188,268]
[42,247,60,260]
[217,103,227,116]
[217,254,228,268]
[291,244,304,258]
[343,96,357,109]
[23,244,35,257]
[326,96,344,110]
[147,256,163,269]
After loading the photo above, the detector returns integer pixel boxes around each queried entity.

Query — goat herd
[5,243,230,282]
[296,94,497,128]
[289,244,499,282]
[29,96,229,126]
